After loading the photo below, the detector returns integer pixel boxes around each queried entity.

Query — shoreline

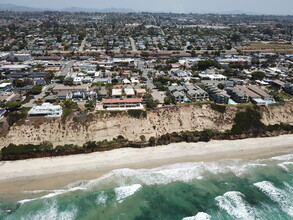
[0,135,293,200]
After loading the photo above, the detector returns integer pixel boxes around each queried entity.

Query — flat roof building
[28,103,62,117]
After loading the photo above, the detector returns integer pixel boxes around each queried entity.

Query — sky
[1,0,293,15]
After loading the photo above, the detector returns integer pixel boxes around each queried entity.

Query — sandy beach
[0,135,293,198]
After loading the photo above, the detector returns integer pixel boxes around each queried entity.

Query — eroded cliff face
[261,101,293,126]
[0,101,292,148]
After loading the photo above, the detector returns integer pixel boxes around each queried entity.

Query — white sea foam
[114,184,142,202]
[182,212,211,220]
[271,154,293,161]
[215,191,257,220]
[96,192,107,205]
[18,187,86,205]
[278,162,293,171]
[254,181,293,217]
[82,161,267,190]
[15,200,78,220]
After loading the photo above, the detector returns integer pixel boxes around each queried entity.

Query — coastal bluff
[0,101,293,148]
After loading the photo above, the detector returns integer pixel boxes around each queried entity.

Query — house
[0,83,12,92]
[53,84,89,93]
[121,70,131,79]
[236,86,261,99]
[6,72,50,81]
[226,87,249,103]
[284,83,293,95]
[124,88,135,98]
[199,72,227,85]
[271,80,285,89]
[236,85,275,105]
[9,54,32,62]
[112,89,123,98]
[135,88,146,97]
[45,95,57,102]
[0,65,31,71]
[97,86,108,98]
[172,91,186,103]
[28,103,62,117]
[185,85,209,101]
[206,85,230,104]
[57,91,71,100]
[247,85,274,101]
[103,98,143,110]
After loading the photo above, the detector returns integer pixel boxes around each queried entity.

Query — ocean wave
[182,212,211,220]
[277,162,293,171]
[254,181,293,217]
[114,184,142,202]
[9,200,78,220]
[215,191,257,220]
[18,187,86,205]
[96,192,108,205]
[271,154,293,161]
[80,160,267,190]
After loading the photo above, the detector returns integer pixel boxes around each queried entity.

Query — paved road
[58,61,74,78]
[137,61,155,89]
[129,37,137,51]
[79,38,87,52]
[22,84,56,108]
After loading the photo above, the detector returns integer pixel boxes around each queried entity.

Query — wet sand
[0,135,293,200]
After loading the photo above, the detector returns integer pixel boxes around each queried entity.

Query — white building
[28,103,63,117]
[199,72,227,85]
[0,64,31,71]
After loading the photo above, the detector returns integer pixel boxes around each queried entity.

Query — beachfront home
[206,85,230,104]
[284,83,293,95]
[226,87,249,103]
[0,83,12,92]
[28,103,63,117]
[103,98,143,111]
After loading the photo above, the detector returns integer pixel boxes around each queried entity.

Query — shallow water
[1,153,293,220]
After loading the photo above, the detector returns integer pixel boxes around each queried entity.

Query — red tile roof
[103,98,142,104]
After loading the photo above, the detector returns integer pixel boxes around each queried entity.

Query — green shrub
[149,136,156,146]
[231,108,265,134]
[127,110,147,118]
[6,108,30,126]
[1,141,53,156]
[210,103,226,113]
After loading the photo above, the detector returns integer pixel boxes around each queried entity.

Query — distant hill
[61,7,135,13]
[0,3,135,13]
[0,3,47,12]
[218,10,260,15]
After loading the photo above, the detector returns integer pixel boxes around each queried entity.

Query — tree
[28,85,43,95]
[251,71,265,81]
[5,101,22,111]
[194,60,221,71]
[217,83,224,90]
[140,135,146,142]
[144,93,159,109]
[149,137,156,146]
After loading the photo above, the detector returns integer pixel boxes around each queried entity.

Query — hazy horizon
[1,0,293,15]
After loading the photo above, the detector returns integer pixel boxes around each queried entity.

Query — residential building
[206,85,230,104]
[103,98,143,110]
[28,103,63,117]
[186,85,209,101]
[0,83,12,92]
[172,91,186,102]
[226,87,249,103]
[284,83,293,95]
[112,89,123,98]
[247,85,274,101]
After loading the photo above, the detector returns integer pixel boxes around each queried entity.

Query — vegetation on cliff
[1,102,293,161]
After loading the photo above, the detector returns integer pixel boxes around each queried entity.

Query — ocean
[0,153,293,220]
